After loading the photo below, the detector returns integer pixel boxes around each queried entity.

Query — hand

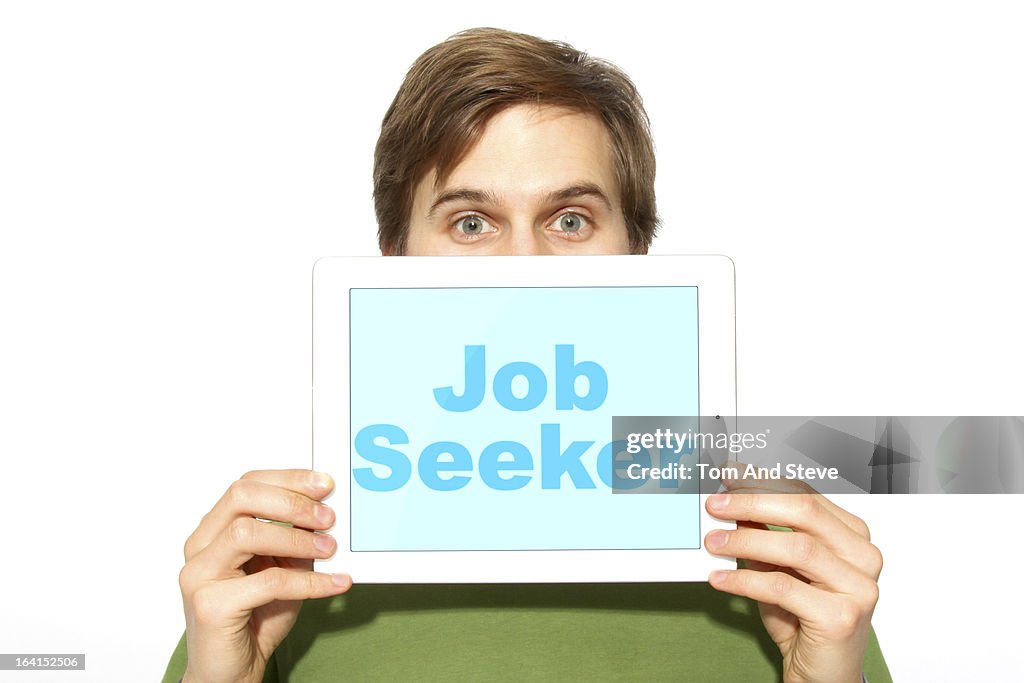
[704,468,882,683]
[178,469,352,683]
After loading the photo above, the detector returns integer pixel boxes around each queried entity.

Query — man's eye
[456,215,495,236]
[554,212,587,233]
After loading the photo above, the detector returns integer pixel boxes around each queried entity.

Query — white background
[1,1,1022,681]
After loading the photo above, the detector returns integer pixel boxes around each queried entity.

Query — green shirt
[162,583,891,681]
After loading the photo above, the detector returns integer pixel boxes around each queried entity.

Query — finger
[706,493,883,578]
[725,483,871,540]
[185,471,335,559]
[722,464,871,539]
[187,518,337,582]
[708,568,833,624]
[741,558,806,583]
[708,492,851,539]
[705,528,868,593]
[725,513,797,576]
[191,568,352,625]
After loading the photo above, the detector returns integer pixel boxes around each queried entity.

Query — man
[167,28,889,682]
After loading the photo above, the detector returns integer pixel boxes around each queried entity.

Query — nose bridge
[506,223,542,255]
[502,211,548,255]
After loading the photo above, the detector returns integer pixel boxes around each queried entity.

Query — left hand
[704,468,882,683]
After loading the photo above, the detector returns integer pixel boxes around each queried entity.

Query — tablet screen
[349,286,700,552]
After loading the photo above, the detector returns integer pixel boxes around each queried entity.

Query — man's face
[404,104,632,256]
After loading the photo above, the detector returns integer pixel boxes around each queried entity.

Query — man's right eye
[455,215,496,237]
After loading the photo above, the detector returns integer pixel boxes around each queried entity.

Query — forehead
[416,104,619,210]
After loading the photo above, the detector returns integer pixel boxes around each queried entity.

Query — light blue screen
[349,287,700,551]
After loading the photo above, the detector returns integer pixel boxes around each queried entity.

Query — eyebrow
[426,188,502,219]
[426,182,614,219]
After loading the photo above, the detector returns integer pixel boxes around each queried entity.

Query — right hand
[178,469,352,683]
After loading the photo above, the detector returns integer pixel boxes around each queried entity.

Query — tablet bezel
[313,254,736,582]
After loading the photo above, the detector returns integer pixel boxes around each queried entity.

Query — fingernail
[709,570,729,585]
[315,504,334,525]
[331,573,352,588]
[708,494,729,511]
[314,533,335,553]
[706,530,728,551]
[311,472,333,492]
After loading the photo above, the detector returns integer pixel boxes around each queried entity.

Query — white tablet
[313,255,736,582]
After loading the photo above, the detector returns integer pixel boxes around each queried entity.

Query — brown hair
[373,27,659,254]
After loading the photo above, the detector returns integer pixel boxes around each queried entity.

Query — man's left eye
[554,212,587,233]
